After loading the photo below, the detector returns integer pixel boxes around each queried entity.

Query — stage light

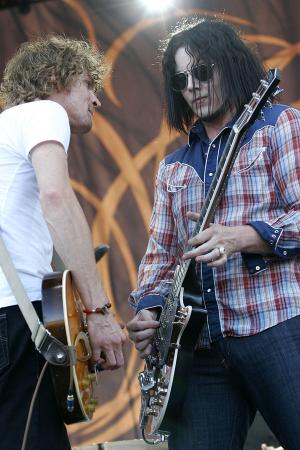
[142,0,173,12]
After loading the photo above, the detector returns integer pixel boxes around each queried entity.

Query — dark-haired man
[127,18,300,450]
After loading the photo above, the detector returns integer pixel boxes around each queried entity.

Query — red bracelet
[83,302,112,315]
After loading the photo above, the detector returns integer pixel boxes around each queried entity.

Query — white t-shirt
[0,100,70,307]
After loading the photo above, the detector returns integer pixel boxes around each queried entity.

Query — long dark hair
[161,17,266,134]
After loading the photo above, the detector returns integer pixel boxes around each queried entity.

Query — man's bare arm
[31,141,126,369]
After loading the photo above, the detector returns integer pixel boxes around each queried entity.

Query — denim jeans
[168,314,300,450]
[0,303,71,450]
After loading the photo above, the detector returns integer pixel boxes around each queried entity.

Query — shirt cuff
[135,294,164,313]
[241,253,267,275]
[249,221,294,258]
[241,221,281,274]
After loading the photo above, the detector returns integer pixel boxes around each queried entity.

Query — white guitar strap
[0,236,75,367]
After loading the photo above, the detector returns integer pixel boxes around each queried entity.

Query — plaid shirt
[130,105,300,345]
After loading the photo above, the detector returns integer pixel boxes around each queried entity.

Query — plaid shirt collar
[188,115,238,147]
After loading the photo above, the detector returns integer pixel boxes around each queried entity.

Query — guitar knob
[85,403,96,413]
[80,378,90,389]
[87,373,96,382]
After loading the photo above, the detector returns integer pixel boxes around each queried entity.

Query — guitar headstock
[234,68,281,132]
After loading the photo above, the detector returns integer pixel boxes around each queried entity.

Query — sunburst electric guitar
[42,245,109,424]
[138,69,281,444]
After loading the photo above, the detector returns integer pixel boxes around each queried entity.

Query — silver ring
[218,246,226,256]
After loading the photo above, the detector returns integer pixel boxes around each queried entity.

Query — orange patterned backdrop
[0,0,299,446]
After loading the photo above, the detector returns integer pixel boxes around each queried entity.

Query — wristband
[83,302,112,315]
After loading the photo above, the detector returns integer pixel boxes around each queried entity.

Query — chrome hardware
[252,92,261,101]
[146,406,159,417]
[244,104,253,113]
[273,87,284,97]
[139,369,156,391]
[142,429,169,445]
[259,111,265,121]
[150,397,164,407]
[157,387,168,396]
[55,352,67,363]
[260,79,269,88]
[170,342,181,349]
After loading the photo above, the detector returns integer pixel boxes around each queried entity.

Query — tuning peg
[252,92,261,101]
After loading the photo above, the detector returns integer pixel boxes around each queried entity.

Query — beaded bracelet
[83,302,112,315]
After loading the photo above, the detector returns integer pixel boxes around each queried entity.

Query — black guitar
[138,69,281,444]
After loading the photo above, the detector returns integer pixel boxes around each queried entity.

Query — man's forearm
[235,225,272,255]
[41,186,107,309]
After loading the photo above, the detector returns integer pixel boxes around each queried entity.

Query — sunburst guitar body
[42,270,97,424]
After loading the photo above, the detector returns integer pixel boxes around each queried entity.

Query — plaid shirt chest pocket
[0,314,9,371]
[165,163,203,228]
[166,167,188,192]
[226,145,273,212]
[233,146,268,174]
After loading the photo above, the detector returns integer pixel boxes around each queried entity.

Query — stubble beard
[200,101,228,124]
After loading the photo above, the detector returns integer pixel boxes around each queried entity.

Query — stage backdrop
[0,0,299,446]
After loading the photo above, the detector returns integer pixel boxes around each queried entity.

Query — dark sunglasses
[171,64,214,92]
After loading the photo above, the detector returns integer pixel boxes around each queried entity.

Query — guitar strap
[0,236,75,367]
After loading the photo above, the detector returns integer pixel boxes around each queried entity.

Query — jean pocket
[0,314,9,371]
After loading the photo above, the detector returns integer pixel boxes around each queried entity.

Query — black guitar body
[159,300,207,433]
